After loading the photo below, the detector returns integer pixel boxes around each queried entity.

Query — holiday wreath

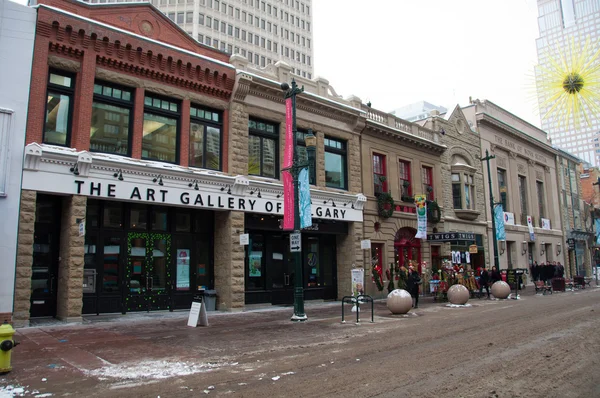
[377,192,394,218]
[427,200,441,223]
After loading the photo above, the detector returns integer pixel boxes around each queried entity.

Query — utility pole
[481,149,501,271]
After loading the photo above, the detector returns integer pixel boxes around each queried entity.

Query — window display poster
[351,268,364,297]
[249,252,262,277]
[197,263,206,276]
[176,249,190,290]
[133,261,142,275]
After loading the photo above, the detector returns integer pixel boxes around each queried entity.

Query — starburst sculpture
[536,36,600,130]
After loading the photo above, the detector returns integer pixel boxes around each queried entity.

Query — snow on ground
[84,360,238,380]
[0,384,45,398]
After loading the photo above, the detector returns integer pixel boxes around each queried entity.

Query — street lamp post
[481,149,501,271]
[281,79,316,322]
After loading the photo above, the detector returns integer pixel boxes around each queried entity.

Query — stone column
[336,221,364,299]
[56,195,86,322]
[213,211,245,311]
[13,190,37,327]
[228,102,249,176]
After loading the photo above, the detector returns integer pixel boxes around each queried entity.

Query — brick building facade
[14,0,365,326]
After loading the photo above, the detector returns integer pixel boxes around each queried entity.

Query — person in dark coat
[531,261,539,281]
[490,266,501,284]
[406,266,422,308]
[478,267,490,299]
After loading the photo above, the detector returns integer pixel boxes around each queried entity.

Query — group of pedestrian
[475,266,501,299]
[530,261,564,283]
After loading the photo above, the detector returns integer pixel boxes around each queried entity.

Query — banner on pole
[415,194,427,239]
[527,215,535,241]
[494,204,506,241]
[299,168,312,229]
[282,98,294,230]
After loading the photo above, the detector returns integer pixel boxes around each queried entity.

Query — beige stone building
[556,149,593,278]
[463,99,565,272]
[358,104,445,297]
[419,106,488,271]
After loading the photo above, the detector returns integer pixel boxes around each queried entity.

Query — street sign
[290,232,301,252]
[360,239,371,250]
[239,233,249,246]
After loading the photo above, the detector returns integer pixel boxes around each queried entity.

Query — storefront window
[91,82,132,155]
[103,202,123,228]
[103,236,121,293]
[247,234,265,289]
[143,95,179,163]
[325,137,347,189]
[44,71,74,146]
[151,207,168,231]
[175,211,191,232]
[306,237,319,287]
[190,105,222,170]
[130,205,148,230]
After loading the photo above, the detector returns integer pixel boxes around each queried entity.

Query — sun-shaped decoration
[536,36,600,130]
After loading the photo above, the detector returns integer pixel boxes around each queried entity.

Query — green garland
[427,200,441,223]
[377,192,395,218]
[126,232,172,312]
[372,266,384,292]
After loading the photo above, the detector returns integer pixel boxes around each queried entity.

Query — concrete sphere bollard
[386,289,413,314]
[491,281,511,299]
[447,284,470,305]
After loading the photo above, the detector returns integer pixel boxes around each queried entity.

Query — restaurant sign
[427,232,476,242]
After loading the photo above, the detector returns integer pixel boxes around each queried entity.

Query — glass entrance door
[270,235,294,305]
[126,232,171,312]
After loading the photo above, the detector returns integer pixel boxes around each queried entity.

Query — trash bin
[552,277,565,292]
[203,290,217,311]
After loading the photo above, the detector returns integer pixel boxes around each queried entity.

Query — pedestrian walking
[406,265,422,308]
[478,266,490,299]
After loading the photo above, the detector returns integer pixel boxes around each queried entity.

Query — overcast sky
[312,0,541,126]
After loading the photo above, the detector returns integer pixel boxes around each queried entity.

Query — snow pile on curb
[445,303,473,308]
[85,360,237,380]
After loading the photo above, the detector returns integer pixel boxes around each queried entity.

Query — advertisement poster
[596,219,600,245]
[414,194,427,239]
[351,268,364,297]
[541,218,551,230]
[504,212,515,225]
[527,215,535,241]
[249,253,262,277]
[282,98,295,230]
[494,204,506,241]
[176,249,190,290]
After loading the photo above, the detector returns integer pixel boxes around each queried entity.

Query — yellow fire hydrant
[0,321,19,374]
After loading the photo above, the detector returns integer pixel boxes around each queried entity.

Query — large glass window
[399,160,411,198]
[143,95,179,163]
[537,181,545,220]
[296,129,316,184]
[91,82,133,155]
[373,153,387,195]
[452,173,462,209]
[190,105,222,170]
[324,137,347,189]
[44,71,74,146]
[519,175,528,224]
[248,118,278,178]
[497,168,508,211]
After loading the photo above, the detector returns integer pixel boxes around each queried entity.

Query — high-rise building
[534,0,600,166]
[390,101,447,123]
[82,0,314,78]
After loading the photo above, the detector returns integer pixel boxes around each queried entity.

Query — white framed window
[0,108,13,196]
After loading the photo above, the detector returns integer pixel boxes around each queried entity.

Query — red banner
[283,98,294,230]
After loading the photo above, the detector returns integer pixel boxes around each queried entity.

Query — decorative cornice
[365,123,446,154]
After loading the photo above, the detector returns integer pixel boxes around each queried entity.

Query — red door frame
[394,228,422,272]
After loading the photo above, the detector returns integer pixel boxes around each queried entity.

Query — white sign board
[78,220,85,237]
[187,301,209,327]
[240,233,249,245]
[503,212,515,226]
[360,239,371,250]
[187,301,201,327]
[290,232,301,252]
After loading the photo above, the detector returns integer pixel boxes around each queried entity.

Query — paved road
[2,287,599,398]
